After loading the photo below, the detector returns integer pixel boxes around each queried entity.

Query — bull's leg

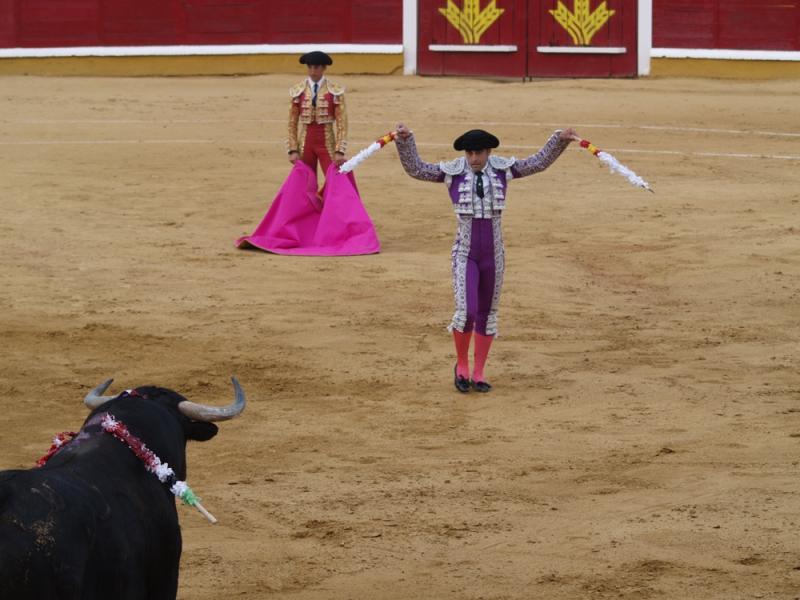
[145,529,181,600]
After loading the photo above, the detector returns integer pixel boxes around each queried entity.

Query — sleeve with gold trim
[286,82,304,153]
[329,82,348,154]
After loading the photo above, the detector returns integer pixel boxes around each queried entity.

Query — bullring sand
[1,74,799,599]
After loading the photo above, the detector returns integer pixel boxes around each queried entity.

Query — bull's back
[0,468,99,597]
[0,466,181,599]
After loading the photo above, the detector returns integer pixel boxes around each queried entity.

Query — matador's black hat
[453,129,500,151]
[299,51,333,66]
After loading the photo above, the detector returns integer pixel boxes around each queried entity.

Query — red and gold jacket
[286,78,348,157]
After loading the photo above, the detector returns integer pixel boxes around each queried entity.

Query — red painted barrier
[654,0,800,51]
[0,0,402,48]
[0,0,15,44]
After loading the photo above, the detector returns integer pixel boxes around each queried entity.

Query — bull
[0,377,246,599]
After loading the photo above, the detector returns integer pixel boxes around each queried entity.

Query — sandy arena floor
[1,73,800,599]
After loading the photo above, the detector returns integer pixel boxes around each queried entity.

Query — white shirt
[471,169,493,219]
[307,76,326,93]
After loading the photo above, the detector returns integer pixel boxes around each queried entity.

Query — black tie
[475,171,485,199]
[312,82,318,107]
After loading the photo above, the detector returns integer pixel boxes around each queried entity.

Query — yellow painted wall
[4,53,800,79]
[0,53,404,77]
[651,58,800,79]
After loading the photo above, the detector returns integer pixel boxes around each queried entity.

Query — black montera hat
[453,129,500,151]
[299,51,333,66]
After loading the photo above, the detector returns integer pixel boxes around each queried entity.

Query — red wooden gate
[417,0,528,77]
[417,0,638,78]
[529,0,637,77]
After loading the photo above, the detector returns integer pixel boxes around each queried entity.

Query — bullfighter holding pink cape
[236,49,380,256]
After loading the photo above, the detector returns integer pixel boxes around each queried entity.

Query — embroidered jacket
[396,132,570,216]
[286,78,348,156]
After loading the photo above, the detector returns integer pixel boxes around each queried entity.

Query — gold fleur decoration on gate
[549,0,615,46]
[439,0,505,44]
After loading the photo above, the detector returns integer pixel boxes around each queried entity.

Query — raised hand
[395,123,411,140]
[559,127,581,142]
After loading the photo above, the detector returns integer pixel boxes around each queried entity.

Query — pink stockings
[472,332,494,383]
[453,330,472,379]
[453,330,494,383]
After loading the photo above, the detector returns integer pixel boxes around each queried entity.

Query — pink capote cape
[235,161,380,256]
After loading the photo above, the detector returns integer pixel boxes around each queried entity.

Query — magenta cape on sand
[235,161,380,256]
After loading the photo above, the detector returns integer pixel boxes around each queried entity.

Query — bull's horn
[178,377,246,422]
[84,378,116,409]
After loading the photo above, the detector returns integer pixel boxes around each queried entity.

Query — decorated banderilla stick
[171,481,218,524]
[100,414,220,524]
[338,131,397,174]
[572,135,654,193]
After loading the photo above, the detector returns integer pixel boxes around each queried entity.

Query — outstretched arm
[394,123,446,183]
[512,128,579,178]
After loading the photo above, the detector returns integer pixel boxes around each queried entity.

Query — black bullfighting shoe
[471,380,492,393]
[454,364,471,393]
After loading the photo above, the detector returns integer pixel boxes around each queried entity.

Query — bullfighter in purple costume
[394,123,579,393]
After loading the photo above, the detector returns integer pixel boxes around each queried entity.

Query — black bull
[0,378,245,599]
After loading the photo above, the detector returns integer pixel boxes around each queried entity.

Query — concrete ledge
[0,53,404,76]
[651,57,800,79]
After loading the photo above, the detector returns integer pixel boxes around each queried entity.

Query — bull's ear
[185,422,219,441]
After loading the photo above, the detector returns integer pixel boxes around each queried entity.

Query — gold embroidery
[549,0,615,46]
[324,125,336,159]
[287,101,300,152]
[439,0,504,44]
[334,93,347,153]
[286,79,348,156]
